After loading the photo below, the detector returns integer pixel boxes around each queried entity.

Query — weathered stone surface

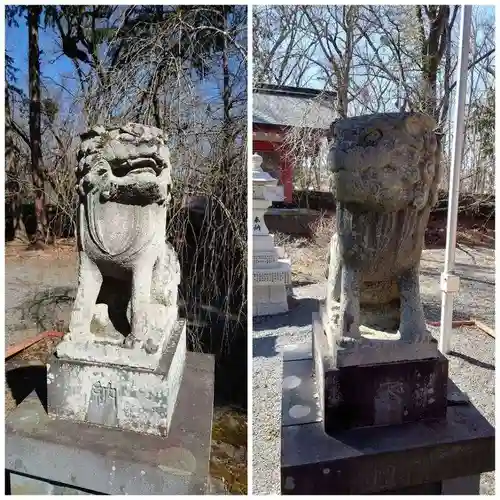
[313,316,448,432]
[282,357,322,427]
[7,474,92,495]
[48,320,186,437]
[318,304,439,367]
[324,112,442,352]
[6,352,214,495]
[57,312,181,370]
[59,123,181,367]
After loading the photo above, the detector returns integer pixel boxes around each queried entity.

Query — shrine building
[252,83,337,205]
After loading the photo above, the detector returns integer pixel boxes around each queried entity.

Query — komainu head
[76,123,171,184]
[328,112,442,212]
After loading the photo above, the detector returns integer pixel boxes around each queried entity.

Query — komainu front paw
[337,336,359,348]
[144,337,160,354]
[123,335,139,349]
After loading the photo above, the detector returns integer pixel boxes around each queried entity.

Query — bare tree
[253,6,316,87]
[5,70,28,242]
[254,5,495,195]
[28,6,49,246]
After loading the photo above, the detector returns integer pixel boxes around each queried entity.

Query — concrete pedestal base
[6,352,214,495]
[281,342,494,495]
[47,320,186,437]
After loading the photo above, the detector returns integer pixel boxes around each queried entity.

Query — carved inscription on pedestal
[86,381,118,427]
[373,380,405,426]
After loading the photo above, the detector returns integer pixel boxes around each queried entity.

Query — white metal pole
[439,5,473,354]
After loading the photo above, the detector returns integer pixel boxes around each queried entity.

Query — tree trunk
[417,6,450,121]
[5,84,28,243]
[28,6,48,247]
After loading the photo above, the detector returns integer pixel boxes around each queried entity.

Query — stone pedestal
[6,352,215,495]
[252,153,291,316]
[47,320,186,437]
[280,340,494,495]
[313,312,448,433]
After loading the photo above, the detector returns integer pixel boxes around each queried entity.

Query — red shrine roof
[253,84,337,130]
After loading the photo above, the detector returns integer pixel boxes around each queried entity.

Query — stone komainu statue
[326,112,442,342]
[68,123,180,352]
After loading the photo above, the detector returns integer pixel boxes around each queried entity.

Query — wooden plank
[473,319,495,338]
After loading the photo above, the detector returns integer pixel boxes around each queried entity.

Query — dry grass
[275,214,333,285]
[210,409,247,494]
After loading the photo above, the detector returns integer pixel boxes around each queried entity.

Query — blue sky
[6,7,247,126]
[6,11,77,97]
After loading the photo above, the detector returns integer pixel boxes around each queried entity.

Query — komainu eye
[362,129,382,146]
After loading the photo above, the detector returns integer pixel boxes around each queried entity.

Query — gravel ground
[420,246,495,326]
[252,245,495,495]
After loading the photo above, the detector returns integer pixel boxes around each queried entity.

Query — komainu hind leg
[339,266,361,339]
[151,242,180,308]
[326,232,342,305]
[398,266,427,342]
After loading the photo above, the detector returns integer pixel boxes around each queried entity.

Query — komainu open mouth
[113,158,159,177]
[129,166,157,176]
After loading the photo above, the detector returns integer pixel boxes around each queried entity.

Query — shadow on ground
[292,279,319,287]
[449,350,495,371]
[420,264,494,286]
[182,301,247,411]
[253,296,320,332]
[5,362,47,412]
[253,335,279,359]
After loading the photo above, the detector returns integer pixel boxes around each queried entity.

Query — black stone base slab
[6,352,214,495]
[47,320,186,437]
[373,474,480,495]
[313,314,448,432]
[281,356,494,495]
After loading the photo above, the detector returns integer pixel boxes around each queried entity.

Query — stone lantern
[252,153,291,316]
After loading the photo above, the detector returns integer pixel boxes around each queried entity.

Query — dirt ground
[5,242,247,494]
